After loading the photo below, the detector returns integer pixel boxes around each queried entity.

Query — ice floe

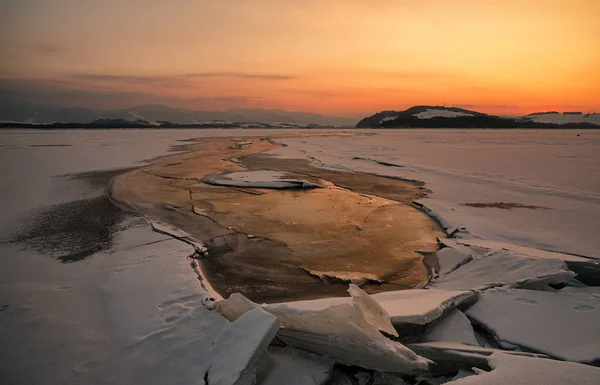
[202,170,321,189]
[430,249,575,291]
[206,308,280,385]
[465,289,600,364]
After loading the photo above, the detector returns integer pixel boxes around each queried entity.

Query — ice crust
[465,289,600,364]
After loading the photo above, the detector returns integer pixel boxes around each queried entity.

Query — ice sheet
[465,289,600,364]
[272,130,600,258]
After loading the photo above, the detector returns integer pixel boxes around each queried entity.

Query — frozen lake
[0,128,598,384]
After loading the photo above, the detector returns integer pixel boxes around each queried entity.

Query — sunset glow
[2,0,599,115]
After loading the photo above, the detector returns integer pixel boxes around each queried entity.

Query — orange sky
[1,0,599,115]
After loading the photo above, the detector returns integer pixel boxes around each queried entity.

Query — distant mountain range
[0,102,360,127]
[357,106,600,128]
[1,102,598,129]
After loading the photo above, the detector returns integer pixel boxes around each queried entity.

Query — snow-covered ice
[430,249,575,291]
[442,352,600,385]
[465,289,600,364]
[206,307,280,385]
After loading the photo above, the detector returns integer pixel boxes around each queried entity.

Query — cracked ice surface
[465,289,600,364]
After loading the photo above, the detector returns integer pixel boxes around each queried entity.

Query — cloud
[69,72,297,86]
[0,78,260,110]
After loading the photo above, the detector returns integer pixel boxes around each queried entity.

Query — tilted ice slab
[202,170,321,189]
[206,308,280,385]
[465,289,600,364]
[215,285,432,374]
[268,289,477,326]
[442,352,600,385]
[430,249,575,291]
[434,247,474,277]
[424,309,478,346]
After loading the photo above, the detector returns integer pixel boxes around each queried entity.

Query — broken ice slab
[150,221,207,253]
[269,289,477,326]
[423,309,478,346]
[430,249,575,291]
[407,341,550,373]
[440,352,600,385]
[202,170,322,189]
[206,308,280,385]
[216,285,432,374]
[465,289,600,364]
[434,247,474,277]
[451,237,593,262]
[256,346,333,385]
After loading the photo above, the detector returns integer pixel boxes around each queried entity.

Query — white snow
[465,289,600,364]
[430,249,575,291]
[443,352,600,385]
[414,109,474,119]
[424,310,478,346]
[379,115,399,124]
[207,307,280,385]
[524,112,600,126]
[203,170,321,189]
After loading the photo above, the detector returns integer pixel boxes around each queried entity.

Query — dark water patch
[59,167,138,192]
[9,195,129,262]
[462,202,550,210]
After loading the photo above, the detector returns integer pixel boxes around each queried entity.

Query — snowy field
[1,129,599,384]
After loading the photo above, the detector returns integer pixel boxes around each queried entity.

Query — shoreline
[108,133,444,303]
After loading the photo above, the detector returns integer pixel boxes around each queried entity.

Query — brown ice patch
[110,133,443,302]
